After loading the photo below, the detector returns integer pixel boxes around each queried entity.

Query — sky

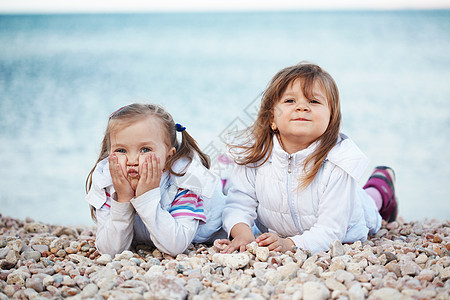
[1,0,449,13]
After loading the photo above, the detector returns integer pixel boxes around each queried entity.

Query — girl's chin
[128,178,139,191]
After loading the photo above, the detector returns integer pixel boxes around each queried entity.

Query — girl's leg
[363,166,398,222]
[365,187,383,210]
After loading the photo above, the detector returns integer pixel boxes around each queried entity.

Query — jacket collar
[269,133,369,181]
[270,135,320,168]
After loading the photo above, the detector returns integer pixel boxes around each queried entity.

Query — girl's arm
[85,157,136,256]
[94,194,136,256]
[131,188,200,256]
[291,166,356,253]
[89,154,136,256]
[222,164,259,252]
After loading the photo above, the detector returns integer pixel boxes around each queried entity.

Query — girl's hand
[136,154,162,198]
[222,234,255,253]
[213,239,231,252]
[109,154,134,202]
[221,223,256,253]
[256,232,295,252]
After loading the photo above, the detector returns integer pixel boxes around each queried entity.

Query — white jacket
[86,155,225,257]
[223,133,381,254]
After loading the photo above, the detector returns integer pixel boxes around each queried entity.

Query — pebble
[330,240,345,257]
[23,222,49,234]
[31,244,49,254]
[369,287,402,299]
[115,250,134,261]
[0,247,10,260]
[97,253,112,265]
[255,246,270,262]
[80,283,98,298]
[212,253,250,269]
[21,250,41,261]
[7,239,23,252]
[303,281,330,300]
[264,269,282,285]
[0,214,449,299]
[25,276,44,292]
[278,262,298,280]
[441,267,450,280]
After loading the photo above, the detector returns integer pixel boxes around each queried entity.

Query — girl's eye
[141,147,152,153]
[285,99,295,103]
[309,99,320,104]
[115,149,126,154]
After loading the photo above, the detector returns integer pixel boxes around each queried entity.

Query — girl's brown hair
[86,103,210,220]
[230,62,341,189]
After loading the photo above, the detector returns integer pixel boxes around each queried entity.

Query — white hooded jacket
[86,155,225,257]
[222,133,381,254]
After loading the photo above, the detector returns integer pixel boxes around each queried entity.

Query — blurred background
[0,1,449,225]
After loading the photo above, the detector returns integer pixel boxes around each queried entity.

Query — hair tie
[176,123,186,132]
[109,106,126,119]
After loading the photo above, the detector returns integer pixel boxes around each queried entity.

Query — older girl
[220,62,397,254]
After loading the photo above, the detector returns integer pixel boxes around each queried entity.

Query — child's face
[273,79,330,153]
[109,117,175,190]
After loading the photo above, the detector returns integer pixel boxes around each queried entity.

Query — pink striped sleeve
[169,189,206,223]
[100,191,112,210]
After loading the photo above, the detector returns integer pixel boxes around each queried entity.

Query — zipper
[286,154,303,232]
[287,154,293,174]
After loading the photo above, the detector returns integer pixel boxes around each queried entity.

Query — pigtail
[166,129,210,176]
[180,130,211,169]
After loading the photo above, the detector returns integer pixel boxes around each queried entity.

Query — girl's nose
[296,102,310,112]
[126,153,139,166]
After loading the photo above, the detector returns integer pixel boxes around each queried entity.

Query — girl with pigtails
[86,103,225,256]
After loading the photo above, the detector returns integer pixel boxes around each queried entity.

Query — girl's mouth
[127,169,139,178]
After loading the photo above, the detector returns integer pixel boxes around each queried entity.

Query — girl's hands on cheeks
[135,153,162,198]
[109,153,135,202]
[256,232,294,252]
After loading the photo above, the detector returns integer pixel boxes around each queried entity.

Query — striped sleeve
[100,191,112,210]
[169,189,206,223]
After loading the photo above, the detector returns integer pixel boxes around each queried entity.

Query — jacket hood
[325,133,369,181]
[169,154,220,199]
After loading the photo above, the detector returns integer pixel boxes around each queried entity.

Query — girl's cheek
[116,155,127,169]
[138,154,150,173]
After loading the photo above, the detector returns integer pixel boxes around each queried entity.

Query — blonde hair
[86,103,210,220]
[230,62,341,189]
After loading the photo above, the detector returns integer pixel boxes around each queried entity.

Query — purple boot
[363,166,398,222]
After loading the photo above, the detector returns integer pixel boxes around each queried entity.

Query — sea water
[0,11,449,225]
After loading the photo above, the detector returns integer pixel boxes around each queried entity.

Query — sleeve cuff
[110,199,134,221]
[289,235,308,251]
[131,188,161,209]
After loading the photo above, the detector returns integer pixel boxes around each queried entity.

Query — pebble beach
[0,214,449,299]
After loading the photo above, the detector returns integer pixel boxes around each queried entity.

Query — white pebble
[303,281,330,300]
[256,247,270,262]
[97,254,112,265]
